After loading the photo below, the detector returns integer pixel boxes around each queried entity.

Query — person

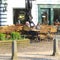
[36,23,40,30]
[35,23,40,41]
[18,15,21,24]
[55,19,59,23]
[18,19,21,24]
[29,15,35,27]
[54,18,59,25]
[58,16,60,22]
[25,21,30,27]
[30,22,35,28]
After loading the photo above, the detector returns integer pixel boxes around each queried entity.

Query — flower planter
[0,39,30,47]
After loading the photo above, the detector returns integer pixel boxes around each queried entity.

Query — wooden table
[23,28,40,41]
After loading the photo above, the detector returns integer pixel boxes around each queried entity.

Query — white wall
[33,0,60,25]
[7,0,38,25]
[32,1,38,25]
[7,0,25,25]
[36,0,60,4]
[6,0,60,25]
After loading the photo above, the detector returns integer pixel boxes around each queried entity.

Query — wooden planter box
[0,39,30,47]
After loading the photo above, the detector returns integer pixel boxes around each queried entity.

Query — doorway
[53,8,60,24]
[40,8,51,25]
[13,8,26,24]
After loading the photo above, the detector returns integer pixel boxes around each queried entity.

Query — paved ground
[18,52,60,60]
[0,40,60,60]
[0,52,60,60]
[18,40,60,53]
[0,56,11,60]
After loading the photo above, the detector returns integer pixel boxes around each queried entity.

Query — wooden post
[11,40,17,60]
[52,35,60,56]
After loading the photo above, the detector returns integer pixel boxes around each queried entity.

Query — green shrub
[0,33,6,40]
[11,32,22,40]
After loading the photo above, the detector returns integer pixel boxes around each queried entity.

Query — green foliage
[0,33,6,40]
[11,32,22,40]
